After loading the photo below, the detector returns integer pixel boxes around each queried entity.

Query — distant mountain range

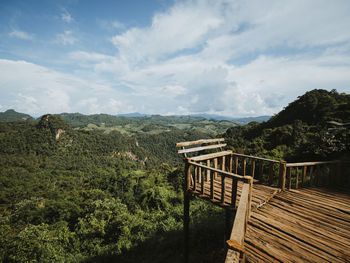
[192,114,271,124]
[0,110,271,125]
[116,112,271,124]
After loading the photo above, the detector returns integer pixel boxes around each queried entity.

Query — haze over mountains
[0,109,271,126]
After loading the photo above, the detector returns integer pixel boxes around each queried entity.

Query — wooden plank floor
[245,187,350,262]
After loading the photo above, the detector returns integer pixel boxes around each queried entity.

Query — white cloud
[68,51,115,69]
[162,85,187,97]
[57,30,77,45]
[112,20,125,30]
[101,0,350,116]
[0,59,133,115]
[111,1,222,64]
[2,0,350,117]
[9,30,33,40]
[61,10,73,23]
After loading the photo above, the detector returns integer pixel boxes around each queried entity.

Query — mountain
[230,116,271,125]
[0,108,269,127]
[224,89,350,162]
[115,113,271,123]
[0,109,34,122]
[56,112,237,135]
[190,113,271,123]
[267,89,350,127]
[116,112,150,117]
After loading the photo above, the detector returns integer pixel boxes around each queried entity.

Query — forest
[0,89,349,262]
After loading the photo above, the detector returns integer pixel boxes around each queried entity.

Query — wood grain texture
[225,183,251,263]
[177,143,227,154]
[245,187,350,263]
[176,138,225,147]
[189,150,232,161]
[286,161,338,167]
[232,153,280,163]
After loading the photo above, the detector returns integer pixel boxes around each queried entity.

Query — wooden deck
[245,187,350,262]
[177,139,349,262]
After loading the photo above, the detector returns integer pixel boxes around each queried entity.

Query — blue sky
[0,0,349,117]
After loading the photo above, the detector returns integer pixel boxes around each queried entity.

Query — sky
[0,0,349,117]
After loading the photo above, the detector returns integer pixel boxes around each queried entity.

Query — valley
[0,89,349,263]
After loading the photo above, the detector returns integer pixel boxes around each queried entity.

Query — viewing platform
[245,187,350,262]
[176,138,350,262]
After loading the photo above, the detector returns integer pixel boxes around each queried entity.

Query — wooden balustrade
[230,153,280,186]
[284,161,339,189]
[189,152,285,192]
[188,150,341,192]
[186,160,250,208]
[225,178,253,263]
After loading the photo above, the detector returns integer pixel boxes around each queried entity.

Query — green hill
[57,112,237,136]
[0,109,34,122]
[266,89,349,127]
[0,114,225,262]
[224,89,349,161]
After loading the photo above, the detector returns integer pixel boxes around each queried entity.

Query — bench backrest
[176,138,227,158]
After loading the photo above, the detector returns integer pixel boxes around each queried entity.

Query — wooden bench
[176,138,232,160]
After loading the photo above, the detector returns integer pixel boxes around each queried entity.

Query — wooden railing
[185,159,251,208]
[230,153,280,185]
[190,152,281,185]
[227,154,343,191]
[225,180,253,263]
[284,161,340,189]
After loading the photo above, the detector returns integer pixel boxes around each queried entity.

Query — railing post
[247,177,253,220]
[258,161,264,182]
[186,161,192,191]
[222,156,226,171]
[229,155,233,173]
[295,167,299,189]
[302,166,307,188]
[206,159,210,182]
[231,178,238,208]
[194,166,197,191]
[214,158,218,179]
[234,156,238,174]
[198,164,202,184]
[268,163,274,185]
[201,167,204,194]
[251,159,256,178]
[184,160,190,263]
[278,161,287,191]
[287,167,292,189]
[242,157,246,176]
[309,166,314,186]
[221,174,226,204]
[210,168,214,200]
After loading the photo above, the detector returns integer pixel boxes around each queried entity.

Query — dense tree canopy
[0,89,349,262]
[224,89,350,162]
